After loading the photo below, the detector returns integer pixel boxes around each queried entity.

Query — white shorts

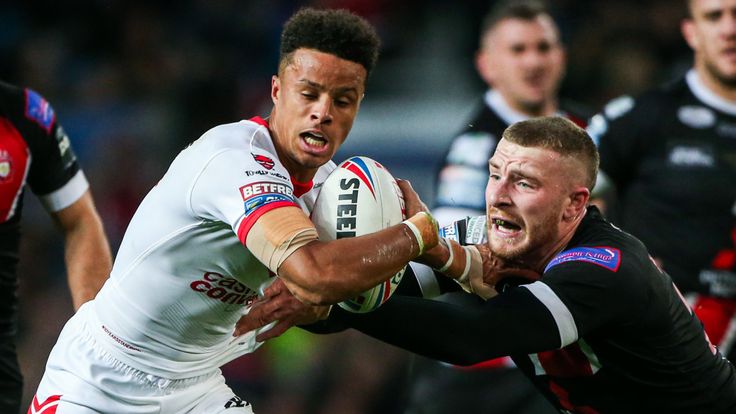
[28,304,254,414]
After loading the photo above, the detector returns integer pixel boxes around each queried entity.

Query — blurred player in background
[419,1,584,412]
[0,81,111,413]
[433,0,588,225]
[28,8,440,413]
[587,0,736,361]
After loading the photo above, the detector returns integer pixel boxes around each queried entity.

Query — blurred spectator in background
[587,0,736,362]
[0,81,111,413]
[433,0,589,224]
[414,1,586,413]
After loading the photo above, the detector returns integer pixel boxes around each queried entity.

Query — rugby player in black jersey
[587,0,736,363]
[241,116,736,413]
[0,81,111,413]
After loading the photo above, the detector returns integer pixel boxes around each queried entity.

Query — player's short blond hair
[502,116,599,191]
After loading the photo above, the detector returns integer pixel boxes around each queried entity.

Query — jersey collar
[686,69,736,116]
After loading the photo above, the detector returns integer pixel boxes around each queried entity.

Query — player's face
[485,139,576,266]
[270,48,366,181]
[478,15,565,115]
[683,0,736,89]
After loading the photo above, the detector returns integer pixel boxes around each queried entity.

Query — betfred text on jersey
[336,178,359,238]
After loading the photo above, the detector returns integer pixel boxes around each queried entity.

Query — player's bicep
[245,206,318,274]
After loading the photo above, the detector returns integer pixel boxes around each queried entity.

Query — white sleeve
[189,148,297,244]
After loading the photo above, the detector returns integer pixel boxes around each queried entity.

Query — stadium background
[0,0,691,412]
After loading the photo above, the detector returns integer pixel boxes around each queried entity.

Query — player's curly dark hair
[279,7,380,77]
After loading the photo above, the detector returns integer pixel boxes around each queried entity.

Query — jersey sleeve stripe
[236,200,299,245]
[38,169,89,212]
[522,281,579,347]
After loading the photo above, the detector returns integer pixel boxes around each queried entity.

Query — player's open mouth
[492,218,521,234]
[301,131,327,148]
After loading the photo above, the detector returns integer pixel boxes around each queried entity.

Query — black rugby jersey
[0,81,81,337]
[336,207,736,413]
[588,71,736,299]
[433,90,589,224]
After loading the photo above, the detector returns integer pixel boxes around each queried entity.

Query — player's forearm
[55,193,112,310]
[333,288,561,365]
[64,216,112,309]
[279,213,438,305]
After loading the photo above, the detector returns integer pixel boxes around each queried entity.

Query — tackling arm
[333,286,561,365]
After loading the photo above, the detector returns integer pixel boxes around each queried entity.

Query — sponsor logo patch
[190,271,258,306]
[252,153,274,170]
[667,145,714,167]
[224,395,251,409]
[545,246,621,272]
[24,88,56,133]
[603,95,634,120]
[239,181,295,217]
[677,105,716,129]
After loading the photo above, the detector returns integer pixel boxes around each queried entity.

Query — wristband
[457,245,474,282]
[434,238,471,281]
[403,211,439,256]
[435,238,454,272]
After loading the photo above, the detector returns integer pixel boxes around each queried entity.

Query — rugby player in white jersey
[28,8,439,414]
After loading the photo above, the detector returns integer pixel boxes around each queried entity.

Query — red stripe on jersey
[711,249,736,270]
[456,356,513,370]
[693,296,736,346]
[28,394,61,414]
[0,117,30,222]
[237,200,299,245]
[290,177,313,198]
[548,381,599,414]
[249,116,269,128]
[537,343,594,378]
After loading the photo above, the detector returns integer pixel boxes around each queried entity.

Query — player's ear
[271,75,281,104]
[681,18,698,51]
[475,48,495,86]
[563,187,589,222]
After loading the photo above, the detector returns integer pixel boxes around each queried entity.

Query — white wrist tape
[403,219,425,255]
[457,246,473,282]
[435,238,454,272]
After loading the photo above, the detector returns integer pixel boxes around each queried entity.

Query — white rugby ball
[311,156,406,313]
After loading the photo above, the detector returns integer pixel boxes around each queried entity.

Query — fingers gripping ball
[311,156,406,312]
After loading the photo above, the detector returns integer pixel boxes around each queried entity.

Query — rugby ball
[311,156,406,313]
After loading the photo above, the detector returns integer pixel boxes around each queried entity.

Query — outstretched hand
[233,278,330,342]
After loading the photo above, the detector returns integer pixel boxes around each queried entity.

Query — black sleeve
[301,263,462,334]
[5,84,81,196]
[330,286,561,366]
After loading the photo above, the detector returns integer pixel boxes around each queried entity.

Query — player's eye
[517,180,534,189]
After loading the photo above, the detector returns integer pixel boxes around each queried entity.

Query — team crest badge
[0,150,12,182]
[252,153,274,170]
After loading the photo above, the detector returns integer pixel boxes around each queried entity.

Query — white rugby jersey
[90,116,335,379]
